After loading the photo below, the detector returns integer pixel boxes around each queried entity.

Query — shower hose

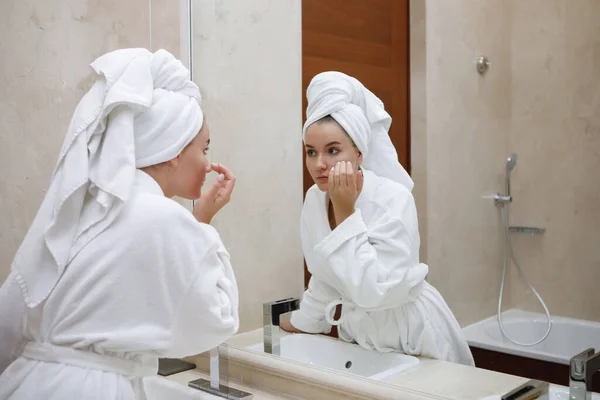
[497,203,552,346]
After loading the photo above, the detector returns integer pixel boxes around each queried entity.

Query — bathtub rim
[463,308,600,365]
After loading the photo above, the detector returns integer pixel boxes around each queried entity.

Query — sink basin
[245,333,419,381]
[480,384,600,400]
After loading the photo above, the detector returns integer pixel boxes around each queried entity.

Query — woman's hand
[193,163,236,224]
[328,161,363,225]
[280,320,305,334]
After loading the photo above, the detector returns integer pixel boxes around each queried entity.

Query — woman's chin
[177,188,202,200]
[315,182,329,192]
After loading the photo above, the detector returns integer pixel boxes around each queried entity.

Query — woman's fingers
[330,161,360,192]
[356,167,363,192]
[209,164,235,204]
[221,175,236,201]
[211,163,235,181]
[346,161,355,188]
[335,161,356,188]
[329,165,336,191]
[336,161,345,187]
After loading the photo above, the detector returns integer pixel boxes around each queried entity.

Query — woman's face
[304,120,362,192]
[172,124,211,199]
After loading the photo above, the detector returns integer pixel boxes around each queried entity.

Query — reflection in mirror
[188,0,600,398]
[285,69,473,368]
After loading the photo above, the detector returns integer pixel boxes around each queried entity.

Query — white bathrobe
[0,170,239,399]
[290,169,474,366]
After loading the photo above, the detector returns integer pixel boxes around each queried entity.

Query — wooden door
[301,0,411,336]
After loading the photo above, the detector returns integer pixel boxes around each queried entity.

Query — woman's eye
[328,148,339,154]
[306,149,316,157]
[203,147,209,155]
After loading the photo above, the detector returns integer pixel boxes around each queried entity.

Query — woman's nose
[315,156,326,170]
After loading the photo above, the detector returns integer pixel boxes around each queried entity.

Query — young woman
[281,71,474,366]
[0,48,239,399]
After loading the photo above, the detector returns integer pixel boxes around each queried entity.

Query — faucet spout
[570,348,600,400]
[188,345,254,399]
[209,347,220,390]
[263,297,300,355]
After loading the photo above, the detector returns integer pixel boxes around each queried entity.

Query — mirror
[189,0,600,397]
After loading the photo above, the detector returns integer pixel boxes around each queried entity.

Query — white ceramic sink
[480,384,600,400]
[246,333,419,381]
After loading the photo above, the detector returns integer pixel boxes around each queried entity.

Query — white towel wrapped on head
[11,48,203,309]
[302,71,413,191]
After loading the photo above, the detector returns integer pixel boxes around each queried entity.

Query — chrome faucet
[500,379,548,400]
[570,348,600,400]
[263,297,300,355]
[188,345,253,399]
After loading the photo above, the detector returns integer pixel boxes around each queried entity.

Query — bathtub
[463,308,600,365]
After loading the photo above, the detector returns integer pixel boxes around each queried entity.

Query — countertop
[225,328,529,400]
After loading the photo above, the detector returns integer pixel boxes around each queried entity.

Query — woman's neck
[140,167,173,198]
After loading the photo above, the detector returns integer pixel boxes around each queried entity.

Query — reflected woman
[280,72,474,366]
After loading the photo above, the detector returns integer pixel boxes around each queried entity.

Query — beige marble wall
[412,0,600,325]
[0,0,182,283]
[411,0,512,326]
[410,0,428,262]
[507,0,600,322]
[190,0,304,333]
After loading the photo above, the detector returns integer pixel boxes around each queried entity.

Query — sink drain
[345,361,352,369]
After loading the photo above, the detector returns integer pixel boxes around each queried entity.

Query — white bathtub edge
[463,309,600,366]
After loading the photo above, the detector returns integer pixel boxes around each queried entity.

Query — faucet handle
[570,348,595,380]
[481,193,512,206]
[501,379,548,400]
[263,297,300,326]
[263,298,300,314]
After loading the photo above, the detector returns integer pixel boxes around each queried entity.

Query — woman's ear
[357,149,363,165]
[167,154,181,169]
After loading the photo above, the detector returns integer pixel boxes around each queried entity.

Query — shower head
[505,153,518,198]
[506,153,518,173]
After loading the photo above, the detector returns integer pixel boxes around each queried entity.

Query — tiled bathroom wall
[190,0,305,333]
[410,0,512,326]
[0,0,182,283]
[411,0,600,325]
[507,0,600,322]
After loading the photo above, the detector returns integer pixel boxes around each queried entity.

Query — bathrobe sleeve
[290,277,338,334]
[289,198,339,334]
[0,272,26,374]
[312,192,427,310]
[128,196,239,358]
[167,221,240,357]
[150,210,239,358]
